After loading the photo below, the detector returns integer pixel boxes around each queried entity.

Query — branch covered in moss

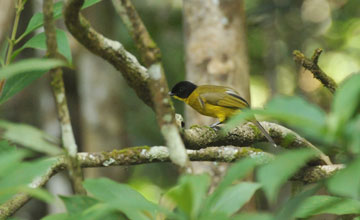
[44,0,85,194]
[293,48,338,93]
[111,0,188,167]
[292,164,344,184]
[182,121,332,165]
[0,145,340,218]
[63,0,153,107]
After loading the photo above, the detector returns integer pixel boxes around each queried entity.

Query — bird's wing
[199,87,249,109]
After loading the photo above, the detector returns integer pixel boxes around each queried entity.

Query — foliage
[0,141,54,204]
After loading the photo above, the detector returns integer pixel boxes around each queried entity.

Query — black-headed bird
[169,81,276,147]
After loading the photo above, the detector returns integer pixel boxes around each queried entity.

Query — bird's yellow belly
[197,104,240,122]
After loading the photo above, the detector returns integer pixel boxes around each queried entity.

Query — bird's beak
[168,91,174,96]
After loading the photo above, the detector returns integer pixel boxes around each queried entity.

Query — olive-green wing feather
[199,86,249,109]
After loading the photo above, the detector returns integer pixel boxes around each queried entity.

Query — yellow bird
[169,81,276,147]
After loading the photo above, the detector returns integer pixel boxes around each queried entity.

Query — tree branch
[43,0,85,194]
[0,145,340,219]
[293,48,338,93]
[182,121,332,165]
[111,0,188,167]
[63,0,153,108]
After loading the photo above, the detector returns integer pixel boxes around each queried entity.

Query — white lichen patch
[148,63,162,80]
[320,164,345,173]
[103,37,123,51]
[77,153,88,161]
[103,158,115,167]
[102,36,149,80]
[89,154,96,160]
[29,176,44,188]
[56,93,65,103]
[61,123,77,156]
[141,146,169,161]
[162,114,172,123]
[162,98,169,104]
[220,147,239,161]
[125,50,149,79]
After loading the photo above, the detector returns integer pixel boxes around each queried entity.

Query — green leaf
[166,174,210,219]
[345,114,360,154]
[217,158,265,191]
[295,195,360,218]
[226,96,326,139]
[81,203,123,220]
[233,213,274,220]
[22,13,44,39]
[0,158,56,203]
[203,158,262,213]
[257,149,316,203]
[275,185,320,220]
[327,157,360,199]
[83,178,159,220]
[328,73,360,137]
[0,70,46,104]
[41,213,70,220]
[0,120,62,155]
[12,29,72,63]
[16,186,54,203]
[0,40,8,67]
[0,58,65,80]
[0,158,56,189]
[0,141,27,177]
[208,182,261,217]
[20,0,102,40]
[60,195,99,214]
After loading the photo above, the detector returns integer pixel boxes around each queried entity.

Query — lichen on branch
[63,0,153,107]
[293,48,338,94]
[44,0,85,194]
[182,122,332,165]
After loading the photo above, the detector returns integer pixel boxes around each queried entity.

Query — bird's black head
[169,81,197,99]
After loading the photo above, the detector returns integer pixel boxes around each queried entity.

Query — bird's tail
[253,120,277,147]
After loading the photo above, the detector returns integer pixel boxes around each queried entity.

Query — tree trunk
[183,0,250,126]
[183,0,252,203]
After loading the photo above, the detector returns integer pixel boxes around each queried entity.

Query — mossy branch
[63,0,153,108]
[43,0,85,194]
[293,48,338,93]
[0,145,340,219]
[182,121,332,165]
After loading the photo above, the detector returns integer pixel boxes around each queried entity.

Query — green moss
[189,124,202,129]
[101,146,150,159]
[249,123,262,139]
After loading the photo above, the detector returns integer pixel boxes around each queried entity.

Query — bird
[169,81,276,147]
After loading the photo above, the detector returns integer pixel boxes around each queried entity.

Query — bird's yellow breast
[184,90,240,122]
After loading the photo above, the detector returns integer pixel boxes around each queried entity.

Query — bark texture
[183,0,251,195]
[183,0,250,126]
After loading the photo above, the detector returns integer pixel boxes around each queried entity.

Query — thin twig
[112,0,188,167]
[293,48,338,93]
[43,0,85,194]
[0,146,341,219]
[0,0,24,93]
